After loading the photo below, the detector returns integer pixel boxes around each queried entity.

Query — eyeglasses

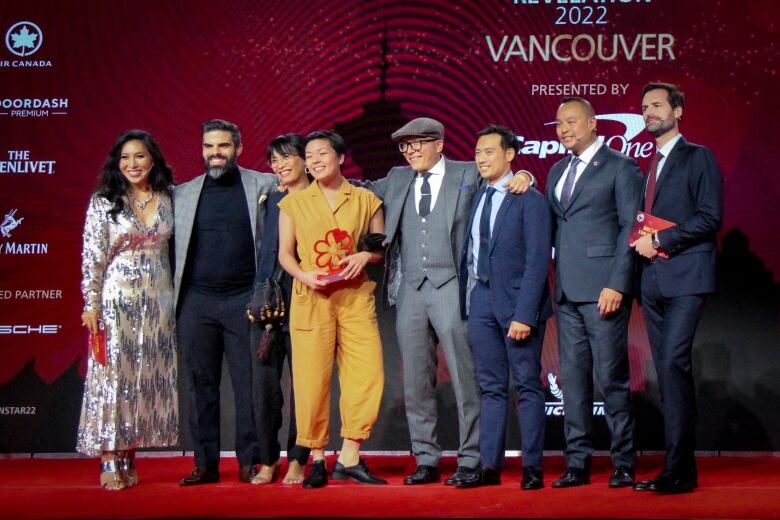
[268,154,298,168]
[398,139,437,153]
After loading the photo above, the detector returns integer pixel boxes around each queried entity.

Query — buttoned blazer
[171,166,277,310]
[459,187,554,329]
[545,144,643,303]
[639,137,723,297]
[368,158,479,306]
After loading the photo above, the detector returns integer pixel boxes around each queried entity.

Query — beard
[205,154,237,179]
[645,115,676,138]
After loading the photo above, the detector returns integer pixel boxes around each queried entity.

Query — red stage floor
[1,454,779,519]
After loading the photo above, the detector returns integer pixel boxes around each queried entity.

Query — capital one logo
[5,21,43,57]
[1,209,24,237]
[519,113,652,160]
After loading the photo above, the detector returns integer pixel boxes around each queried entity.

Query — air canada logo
[545,372,605,417]
[518,113,652,160]
[2,21,51,68]
[1,209,48,255]
[5,21,43,57]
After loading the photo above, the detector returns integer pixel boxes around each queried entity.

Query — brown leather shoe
[238,464,258,483]
[179,467,219,486]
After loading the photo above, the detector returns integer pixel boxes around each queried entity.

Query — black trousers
[178,287,259,470]
[251,328,310,465]
[556,294,635,470]
[641,263,704,476]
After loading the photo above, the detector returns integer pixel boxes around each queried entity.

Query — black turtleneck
[183,167,255,294]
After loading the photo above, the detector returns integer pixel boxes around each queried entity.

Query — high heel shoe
[118,455,138,486]
[251,460,280,485]
[100,458,128,490]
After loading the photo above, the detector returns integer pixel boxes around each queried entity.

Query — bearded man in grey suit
[367,118,532,486]
[173,119,277,486]
[546,98,643,489]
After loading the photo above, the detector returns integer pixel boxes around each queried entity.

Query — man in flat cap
[366,117,533,486]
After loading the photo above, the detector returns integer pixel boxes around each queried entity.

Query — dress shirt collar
[486,171,513,193]
[573,138,602,166]
[657,133,683,158]
[418,154,446,177]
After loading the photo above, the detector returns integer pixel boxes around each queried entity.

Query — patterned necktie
[560,157,581,208]
[418,171,432,217]
[643,151,664,213]
[477,187,496,283]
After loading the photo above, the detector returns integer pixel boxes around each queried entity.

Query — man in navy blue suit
[546,97,643,489]
[455,125,553,489]
[631,82,723,494]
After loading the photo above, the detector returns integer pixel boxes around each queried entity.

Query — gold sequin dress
[77,193,178,455]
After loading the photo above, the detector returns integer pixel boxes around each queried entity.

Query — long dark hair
[95,130,174,221]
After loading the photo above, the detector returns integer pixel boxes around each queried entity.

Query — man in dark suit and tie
[631,82,723,494]
[546,97,643,488]
[454,125,552,489]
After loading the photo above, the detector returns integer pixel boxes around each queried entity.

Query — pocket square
[258,194,268,204]
[459,184,473,192]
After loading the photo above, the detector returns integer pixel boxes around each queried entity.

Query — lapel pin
[592,160,600,167]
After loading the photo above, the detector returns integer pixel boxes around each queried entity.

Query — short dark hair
[202,119,241,146]
[560,96,595,118]
[304,130,347,157]
[476,124,519,154]
[96,129,174,221]
[267,133,305,161]
[642,82,685,110]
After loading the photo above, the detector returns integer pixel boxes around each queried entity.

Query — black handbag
[246,270,287,362]
[359,233,387,252]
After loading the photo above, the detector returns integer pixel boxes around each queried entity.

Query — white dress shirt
[654,133,683,180]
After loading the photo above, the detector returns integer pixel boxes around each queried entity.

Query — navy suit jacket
[459,186,553,330]
[546,144,643,303]
[640,136,723,297]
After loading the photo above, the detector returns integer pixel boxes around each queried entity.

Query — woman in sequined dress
[78,130,178,490]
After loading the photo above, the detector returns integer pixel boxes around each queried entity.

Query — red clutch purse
[90,320,107,366]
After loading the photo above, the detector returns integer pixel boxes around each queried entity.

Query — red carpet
[1,455,779,519]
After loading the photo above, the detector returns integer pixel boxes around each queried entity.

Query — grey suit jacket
[367,157,479,306]
[171,166,278,310]
[545,144,643,303]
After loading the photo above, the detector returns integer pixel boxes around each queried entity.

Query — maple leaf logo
[5,21,43,57]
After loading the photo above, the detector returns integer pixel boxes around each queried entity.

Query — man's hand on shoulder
[503,170,535,194]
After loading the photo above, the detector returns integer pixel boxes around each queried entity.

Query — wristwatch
[651,233,661,250]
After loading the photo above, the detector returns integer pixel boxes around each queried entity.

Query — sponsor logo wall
[1,0,779,453]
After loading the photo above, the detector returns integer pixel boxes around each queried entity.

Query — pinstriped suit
[173,166,277,471]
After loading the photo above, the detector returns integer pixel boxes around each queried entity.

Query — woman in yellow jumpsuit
[278,130,386,488]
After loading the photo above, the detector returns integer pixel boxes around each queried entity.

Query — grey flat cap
[391,117,445,142]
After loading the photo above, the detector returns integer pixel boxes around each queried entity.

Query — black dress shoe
[552,467,590,488]
[521,466,544,490]
[608,466,635,488]
[332,458,387,484]
[648,473,698,494]
[179,467,219,486]
[238,464,258,483]
[302,459,328,488]
[445,466,476,486]
[454,467,501,488]
[403,465,440,485]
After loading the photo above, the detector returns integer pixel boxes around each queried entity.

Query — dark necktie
[418,171,432,217]
[477,187,496,283]
[560,157,581,208]
[643,151,664,213]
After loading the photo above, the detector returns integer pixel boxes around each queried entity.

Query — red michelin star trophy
[313,228,354,283]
